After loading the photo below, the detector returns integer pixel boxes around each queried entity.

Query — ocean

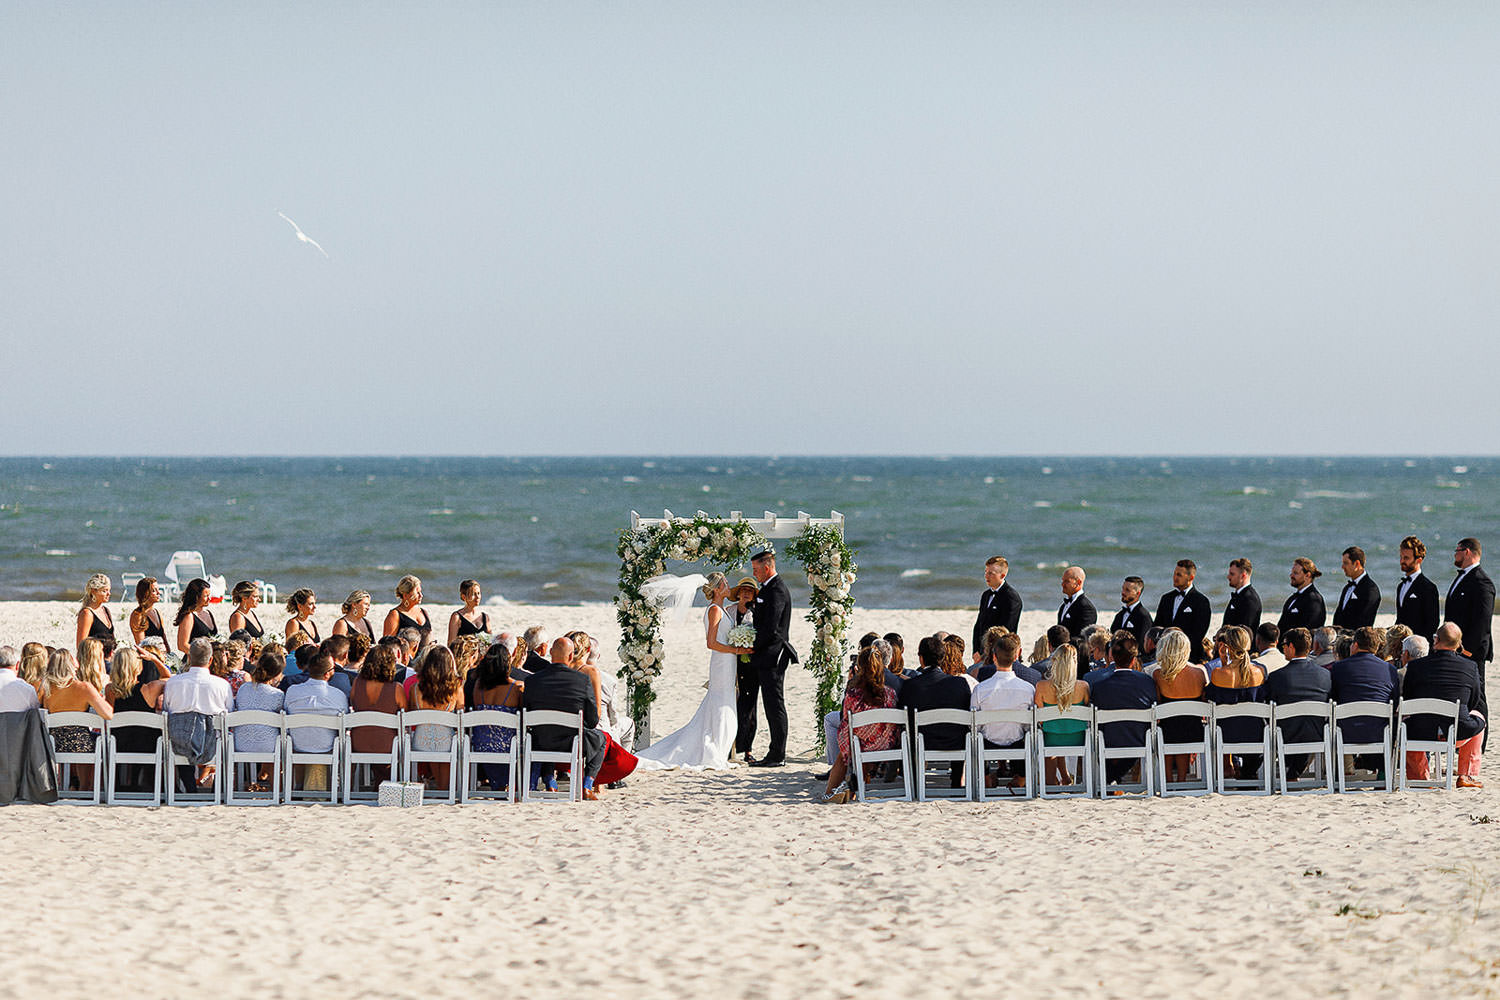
[0,456,1492,613]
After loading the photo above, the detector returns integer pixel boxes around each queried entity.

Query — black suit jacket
[1057,593,1097,638]
[1401,649,1486,741]
[1108,604,1152,649]
[897,666,971,750]
[1154,588,1212,663]
[522,661,599,752]
[1394,573,1440,640]
[1444,565,1495,663]
[1277,586,1326,633]
[1222,585,1262,633]
[1331,576,1381,629]
[1265,657,1333,746]
[750,574,797,673]
[973,583,1022,651]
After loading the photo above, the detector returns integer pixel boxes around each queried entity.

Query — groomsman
[1277,557,1327,633]
[1444,537,1494,747]
[1332,546,1381,629]
[973,556,1023,652]
[1057,566,1097,637]
[1394,535,1440,639]
[1109,576,1152,649]
[1222,558,1262,632]
[1154,559,1212,663]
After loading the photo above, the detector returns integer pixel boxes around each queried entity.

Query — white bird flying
[277,210,330,258]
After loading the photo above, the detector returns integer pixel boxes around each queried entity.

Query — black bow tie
[1401,575,1411,584]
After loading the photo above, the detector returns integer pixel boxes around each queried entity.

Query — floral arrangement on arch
[786,523,858,752]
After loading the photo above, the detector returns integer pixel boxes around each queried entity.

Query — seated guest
[465,636,518,706]
[104,647,167,792]
[16,642,48,696]
[519,626,553,679]
[1033,625,1071,677]
[1330,626,1399,772]
[468,639,524,792]
[40,647,113,790]
[397,628,424,677]
[321,634,354,696]
[587,642,634,752]
[900,635,974,788]
[344,633,371,681]
[283,650,349,790]
[1382,625,1412,664]
[1264,627,1331,781]
[976,630,1042,686]
[1153,631,1206,783]
[231,650,287,790]
[347,644,406,786]
[1402,623,1487,788]
[822,644,899,802]
[825,634,879,767]
[219,639,251,694]
[160,638,229,791]
[1398,634,1429,687]
[1089,634,1159,785]
[1029,633,1052,670]
[970,633,1035,786]
[1083,629,1112,675]
[1252,623,1285,673]
[0,646,39,712]
[1033,644,1089,786]
[1310,627,1339,668]
[565,630,637,787]
[522,635,605,800]
[941,634,974,690]
[407,645,463,791]
[75,638,108,695]
[883,633,911,678]
[1140,626,1163,671]
[1206,625,1267,780]
[279,641,319,692]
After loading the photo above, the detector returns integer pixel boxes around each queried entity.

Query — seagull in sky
[277,210,330,258]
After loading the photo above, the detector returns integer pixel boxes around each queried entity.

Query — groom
[748,550,798,767]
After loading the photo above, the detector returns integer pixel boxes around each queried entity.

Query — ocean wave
[900,568,931,578]
[44,549,73,557]
[1435,480,1462,489]
[1032,500,1052,508]
[1298,490,1372,500]
[1241,486,1270,495]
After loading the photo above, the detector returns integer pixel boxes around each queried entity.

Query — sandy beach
[3,601,1498,997]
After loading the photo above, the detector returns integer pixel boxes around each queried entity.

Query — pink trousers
[1405,733,1482,780]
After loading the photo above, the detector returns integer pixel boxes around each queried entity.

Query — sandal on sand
[821,788,852,804]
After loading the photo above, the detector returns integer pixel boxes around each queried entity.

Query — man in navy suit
[1154,560,1212,663]
[899,635,973,787]
[1402,623,1487,787]
[1109,576,1152,649]
[1330,627,1399,772]
[1264,628,1331,780]
[1394,535,1440,640]
[1444,537,1494,750]
[1088,635,1159,785]
[522,636,606,798]
[1277,557,1327,633]
[1057,566,1097,638]
[973,556,1023,652]
[1332,546,1381,629]
[1222,558,1262,633]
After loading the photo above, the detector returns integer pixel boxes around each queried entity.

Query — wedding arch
[616,509,855,752]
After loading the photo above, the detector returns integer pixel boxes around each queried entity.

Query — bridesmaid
[333,590,376,640]
[74,573,116,651]
[227,581,266,640]
[383,575,432,649]
[446,579,492,645]
[284,588,321,642]
[128,577,169,650]
[173,578,217,654]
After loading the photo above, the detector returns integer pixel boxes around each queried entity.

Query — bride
[635,571,754,770]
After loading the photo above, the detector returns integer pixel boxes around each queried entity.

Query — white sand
[3,601,1497,997]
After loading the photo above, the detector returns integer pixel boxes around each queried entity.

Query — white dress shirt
[283,677,349,752]
[1397,571,1422,606]
[970,668,1035,745]
[161,667,231,716]
[1340,572,1367,608]
[1172,585,1194,618]
[0,668,40,712]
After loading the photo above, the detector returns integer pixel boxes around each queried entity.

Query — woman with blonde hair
[333,589,375,640]
[75,638,107,693]
[383,575,432,649]
[17,642,48,694]
[106,646,168,792]
[1033,644,1089,786]
[226,581,265,639]
[1206,625,1267,780]
[40,647,113,790]
[284,589,321,642]
[74,573,116,650]
[1153,630,1206,783]
[1030,634,1052,667]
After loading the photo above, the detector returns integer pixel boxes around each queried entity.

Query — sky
[3,2,1498,456]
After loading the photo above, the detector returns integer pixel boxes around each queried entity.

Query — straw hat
[730,577,760,598]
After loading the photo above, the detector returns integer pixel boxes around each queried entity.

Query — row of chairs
[40,707,589,806]
[848,698,1466,802]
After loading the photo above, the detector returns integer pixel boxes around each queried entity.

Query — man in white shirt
[0,646,39,712]
[161,638,231,791]
[970,637,1035,786]
[284,651,349,754]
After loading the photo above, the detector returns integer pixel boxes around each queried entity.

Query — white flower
[697,526,709,537]
[686,538,700,552]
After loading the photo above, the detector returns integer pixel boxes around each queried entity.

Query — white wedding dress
[634,602,741,770]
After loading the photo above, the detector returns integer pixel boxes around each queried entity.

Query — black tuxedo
[733,605,759,755]
[1222,585,1262,633]
[898,665,971,784]
[1277,586,1326,634]
[1154,587,1212,663]
[748,574,797,762]
[973,583,1022,651]
[1057,593,1097,638]
[521,660,605,779]
[1394,572,1440,640]
[1444,564,1494,748]
[1331,575,1380,630]
[1109,603,1152,649]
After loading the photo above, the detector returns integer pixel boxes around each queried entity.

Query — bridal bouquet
[727,624,756,663]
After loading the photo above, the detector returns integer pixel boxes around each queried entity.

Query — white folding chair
[222,710,284,805]
[1272,701,1334,794]
[520,710,584,803]
[913,708,974,801]
[1153,701,1214,797]
[165,550,207,591]
[1093,708,1155,799]
[44,711,105,804]
[105,711,166,806]
[164,712,225,805]
[255,579,278,605]
[1213,702,1273,796]
[342,710,403,803]
[1333,701,1394,792]
[120,573,146,613]
[402,710,461,803]
[1396,698,1462,791]
[282,714,343,804]
[972,708,1034,801]
[848,708,912,802]
[1034,705,1095,799]
[460,710,520,803]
